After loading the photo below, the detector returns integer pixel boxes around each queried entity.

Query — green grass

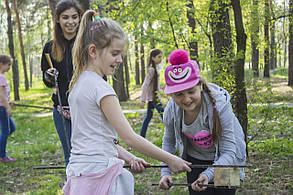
[0,68,292,194]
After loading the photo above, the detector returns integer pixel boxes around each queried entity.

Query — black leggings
[186,155,236,195]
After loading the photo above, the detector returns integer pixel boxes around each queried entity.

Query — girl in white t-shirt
[63,10,192,195]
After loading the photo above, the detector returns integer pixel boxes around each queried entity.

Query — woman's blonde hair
[69,10,126,92]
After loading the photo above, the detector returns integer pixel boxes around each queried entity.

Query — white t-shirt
[69,71,119,162]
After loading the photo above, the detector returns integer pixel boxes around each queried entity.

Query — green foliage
[1,69,293,194]
[248,135,293,158]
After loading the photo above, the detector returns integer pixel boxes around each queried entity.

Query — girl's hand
[191,174,209,191]
[128,157,150,173]
[140,101,145,108]
[7,107,12,117]
[46,68,58,76]
[159,175,173,190]
[167,155,191,174]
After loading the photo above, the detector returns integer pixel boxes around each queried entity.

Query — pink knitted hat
[164,49,200,94]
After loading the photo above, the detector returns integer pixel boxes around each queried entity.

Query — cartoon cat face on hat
[164,49,200,94]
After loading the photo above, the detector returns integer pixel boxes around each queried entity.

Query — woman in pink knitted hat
[159,49,246,195]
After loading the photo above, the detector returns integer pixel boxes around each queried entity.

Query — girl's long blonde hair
[200,78,222,144]
[69,10,126,92]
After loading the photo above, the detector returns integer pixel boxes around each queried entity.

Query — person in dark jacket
[41,0,83,166]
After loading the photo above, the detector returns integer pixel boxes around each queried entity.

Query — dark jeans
[186,155,236,195]
[0,106,16,158]
[140,101,164,138]
[53,107,71,166]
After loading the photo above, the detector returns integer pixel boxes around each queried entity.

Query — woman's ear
[88,44,97,59]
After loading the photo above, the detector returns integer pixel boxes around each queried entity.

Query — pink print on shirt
[183,130,214,149]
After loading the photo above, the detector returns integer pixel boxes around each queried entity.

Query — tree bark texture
[264,0,270,78]
[135,34,140,85]
[5,0,20,100]
[209,0,233,86]
[269,0,276,70]
[251,0,260,77]
[289,0,293,86]
[186,0,199,61]
[13,0,29,91]
[113,61,128,101]
[140,29,146,83]
[123,54,130,99]
[231,0,248,152]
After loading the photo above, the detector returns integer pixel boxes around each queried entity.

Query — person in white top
[64,10,192,195]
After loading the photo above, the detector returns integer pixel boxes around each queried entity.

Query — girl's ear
[88,44,97,59]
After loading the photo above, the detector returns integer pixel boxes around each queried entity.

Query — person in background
[0,54,16,162]
[140,49,164,138]
[63,10,192,195]
[159,49,246,195]
[40,0,83,166]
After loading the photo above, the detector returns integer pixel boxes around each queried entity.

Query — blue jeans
[53,107,71,166]
[140,101,164,138]
[0,106,16,158]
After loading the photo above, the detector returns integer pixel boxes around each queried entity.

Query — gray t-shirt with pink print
[182,98,216,160]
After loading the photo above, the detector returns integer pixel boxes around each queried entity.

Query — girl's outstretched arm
[117,144,150,173]
[101,95,191,174]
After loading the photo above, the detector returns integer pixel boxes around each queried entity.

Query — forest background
[0,0,292,194]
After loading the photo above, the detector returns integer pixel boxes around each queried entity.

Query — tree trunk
[140,25,146,83]
[251,0,260,77]
[289,0,293,86]
[13,0,29,91]
[135,34,140,85]
[284,36,287,68]
[112,60,128,101]
[186,0,199,61]
[5,0,19,100]
[123,54,130,99]
[209,0,233,88]
[264,0,270,78]
[29,56,33,88]
[231,0,248,154]
[48,0,56,17]
[269,0,276,70]
[283,1,288,68]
